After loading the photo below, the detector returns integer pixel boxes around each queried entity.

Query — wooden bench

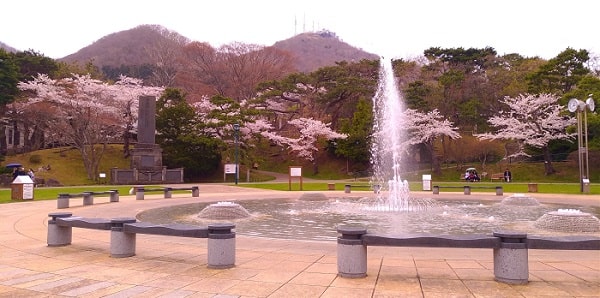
[490,173,504,182]
[433,185,503,195]
[47,212,235,268]
[57,190,119,209]
[337,226,600,284]
[135,186,199,200]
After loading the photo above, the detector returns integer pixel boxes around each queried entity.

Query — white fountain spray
[370,58,412,211]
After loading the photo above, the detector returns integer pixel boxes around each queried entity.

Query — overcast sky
[1,0,598,60]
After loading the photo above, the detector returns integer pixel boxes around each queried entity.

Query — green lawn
[1,180,597,204]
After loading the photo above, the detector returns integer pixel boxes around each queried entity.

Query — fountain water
[197,201,251,220]
[369,58,416,211]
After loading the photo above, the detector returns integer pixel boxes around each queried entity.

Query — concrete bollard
[432,186,439,194]
[57,194,70,209]
[136,187,145,200]
[83,192,93,206]
[373,184,381,194]
[464,186,471,195]
[344,184,351,193]
[191,186,200,197]
[164,187,172,199]
[110,218,137,258]
[207,223,236,269]
[493,231,528,284]
[496,186,503,196]
[337,225,367,278]
[109,190,119,202]
[47,212,73,246]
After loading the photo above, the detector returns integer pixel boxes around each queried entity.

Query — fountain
[197,201,251,220]
[369,58,430,211]
[500,193,540,206]
[535,209,600,232]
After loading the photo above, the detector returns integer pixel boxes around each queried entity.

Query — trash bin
[527,183,538,193]
[11,175,35,200]
[327,183,335,191]
[422,174,432,191]
[582,179,590,193]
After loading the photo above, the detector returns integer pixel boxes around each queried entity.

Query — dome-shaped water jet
[197,201,251,220]
[534,209,600,233]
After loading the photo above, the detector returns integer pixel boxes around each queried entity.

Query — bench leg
[110,190,119,202]
[47,212,73,246]
[496,186,503,196]
[83,192,94,206]
[110,218,137,258]
[136,188,145,200]
[207,224,236,269]
[344,185,351,193]
[337,226,367,278]
[57,194,70,209]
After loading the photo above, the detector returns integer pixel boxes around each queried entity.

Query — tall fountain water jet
[370,57,412,211]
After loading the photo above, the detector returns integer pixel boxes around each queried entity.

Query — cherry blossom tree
[404,108,461,174]
[262,117,347,173]
[16,73,163,180]
[475,93,576,175]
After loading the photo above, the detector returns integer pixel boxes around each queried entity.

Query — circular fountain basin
[137,196,600,241]
[534,209,600,233]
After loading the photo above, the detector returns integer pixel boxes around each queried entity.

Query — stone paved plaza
[0,185,598,297]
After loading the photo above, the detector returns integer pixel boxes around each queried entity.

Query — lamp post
[233,123,240,185]
[567,96,595,193]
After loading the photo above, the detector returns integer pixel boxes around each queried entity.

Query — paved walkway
[0,186,598,297]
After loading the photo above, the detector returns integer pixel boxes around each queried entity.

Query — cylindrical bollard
[373,184,381,194]
[493,231,528,284]
[109,190,119,202]
[164,187,172,199]
[496,186,503,196]
[83,192,93,206]
[337,225,367,278]
[136,187,145,200]
[57,194,70,209]
[207,223,236,269]
[110,217,137,258]
[191,186,200,197]
[432,186,440,195]
[464,186,471,195]
[344,184,351,193]
[47,212,73,246]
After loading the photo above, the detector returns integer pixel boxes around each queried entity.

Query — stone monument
[110,95,183,184]
[131,96,163,172]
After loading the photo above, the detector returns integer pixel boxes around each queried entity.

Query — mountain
[60,24,187,67]
[271,30,379,72]
[60,25,377,73]
[0,41,17,53]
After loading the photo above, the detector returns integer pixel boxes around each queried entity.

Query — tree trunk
[122,129,131,158]
[543,147,556,175]
[426,141,442,175]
